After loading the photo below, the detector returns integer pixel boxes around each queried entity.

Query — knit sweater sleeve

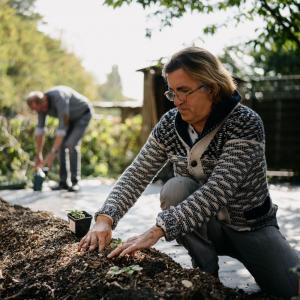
[156,109,266,241]
[95,133,168,228]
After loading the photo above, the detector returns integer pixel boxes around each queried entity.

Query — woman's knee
[160,176,199,210]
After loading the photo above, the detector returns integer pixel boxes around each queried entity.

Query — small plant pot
[67,211,92,238]
[33,167,48,191]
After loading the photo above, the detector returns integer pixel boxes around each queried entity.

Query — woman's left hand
[107,226,164,258]
[45,152,56,169]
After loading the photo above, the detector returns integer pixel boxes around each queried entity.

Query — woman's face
[166,68,213,132]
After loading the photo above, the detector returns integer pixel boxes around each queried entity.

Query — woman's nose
[174,95,185,105]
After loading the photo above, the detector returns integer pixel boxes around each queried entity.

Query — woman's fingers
[107,226,164,258]
[89,233,98,251]
[78,235,91,251]
[79,226,163,256]
[78,236,85,250]
[126,236,138,242]
[107,243,126,258]
[119,244,138,257]
[78,232,107,252]
[107,238,140,258]
[98,232,110,251]
[78,220,113,252]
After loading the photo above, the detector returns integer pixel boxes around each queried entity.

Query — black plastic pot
[67,211,92,238]
[33,167,49,191]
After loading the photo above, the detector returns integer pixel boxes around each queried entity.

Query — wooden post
[141,68,158,145]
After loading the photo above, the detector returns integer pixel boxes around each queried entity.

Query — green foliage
[104,0,300,76]
[249,43,300,76]
[110,238,123,249]
[0,116,31,182]
[219,42,300,78]
[116,0,299,49]
[98,65,126,101]
[106,265,143,277]
[0,114,142,182]
[81,115,142,177]
[67,209,86,219]
[7,0,39,19]
[9,115,57,161]
[0,2,99,114]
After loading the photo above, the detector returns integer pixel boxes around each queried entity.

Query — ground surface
[0,198,283,300]
[1,179,300,294]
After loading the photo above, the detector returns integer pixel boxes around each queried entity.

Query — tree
[105,0,299,47]
[246,35,300,75]
[99,65,125,101]
[104,0,300,76]
[0,2,99,113]
[7,0,38,18]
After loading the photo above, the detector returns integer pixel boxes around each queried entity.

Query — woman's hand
[45,152,56,169]
[107,226,164,258]
[35,153,44,168]
[78,215,112,252]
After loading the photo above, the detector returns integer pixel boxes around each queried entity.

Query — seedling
[67,209,86,219]
[67,210,92,238]
[107,265,143,277]
[110,238,122,249]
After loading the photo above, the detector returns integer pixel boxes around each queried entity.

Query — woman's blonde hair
[162,47,236,103]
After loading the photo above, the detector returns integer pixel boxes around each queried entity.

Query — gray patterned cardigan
[96,91,278,241]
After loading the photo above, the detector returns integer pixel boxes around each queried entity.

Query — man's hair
[162,47,237,103]
[26,91,45,105]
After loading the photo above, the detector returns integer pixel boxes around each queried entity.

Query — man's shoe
[51,182,70,191]
[68,183,80,192]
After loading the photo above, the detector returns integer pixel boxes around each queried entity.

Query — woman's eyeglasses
[164,84,206,102]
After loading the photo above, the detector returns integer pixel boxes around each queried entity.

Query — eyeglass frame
[164,84,207,102]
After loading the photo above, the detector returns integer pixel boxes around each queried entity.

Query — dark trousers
[160,176,300,298]
[59,112,91,184]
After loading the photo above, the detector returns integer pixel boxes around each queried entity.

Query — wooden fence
[243,76,300,174]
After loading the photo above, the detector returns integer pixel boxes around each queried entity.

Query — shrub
[0,114,142,182]
[0,116,30,183]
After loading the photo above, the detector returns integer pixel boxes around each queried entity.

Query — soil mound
[0,199,280,299]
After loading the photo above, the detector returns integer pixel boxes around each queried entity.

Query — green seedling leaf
[131,265,143,271]
[67,209,85,219]
[110,238,122,249]
[107,264,143,277]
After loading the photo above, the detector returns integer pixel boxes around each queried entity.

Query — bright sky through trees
[35,0,259,101]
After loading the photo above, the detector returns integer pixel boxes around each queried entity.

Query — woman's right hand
[35,153,44,168]
[78,215,112,252]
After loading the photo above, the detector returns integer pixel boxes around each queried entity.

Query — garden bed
[0,198,281,299]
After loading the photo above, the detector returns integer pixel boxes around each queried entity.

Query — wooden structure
[93,100,142,122]
[243,76,300,174]
[138,66,174,144]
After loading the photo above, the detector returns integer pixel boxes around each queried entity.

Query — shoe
[51,182,70,191]
[68,183,80,192]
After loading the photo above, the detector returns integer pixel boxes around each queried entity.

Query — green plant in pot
[67,209,92,238]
